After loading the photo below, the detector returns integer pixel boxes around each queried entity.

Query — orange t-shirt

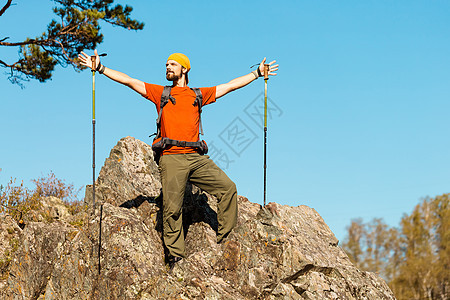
[144,83,216,155]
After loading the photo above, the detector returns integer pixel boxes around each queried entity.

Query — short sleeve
[144,83,164,106]
[199,86,216,106]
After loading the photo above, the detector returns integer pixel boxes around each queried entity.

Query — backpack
[151,86,208,163]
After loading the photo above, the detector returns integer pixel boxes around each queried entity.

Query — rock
[0,137,396,299]
[44,203,165,299]
[84,136,161,208]
[4,222,77,299]
[0,214,21,290]
[17,196,76,224]
[39,196,71,221]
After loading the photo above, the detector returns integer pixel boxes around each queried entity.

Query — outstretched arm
[78,50,147,97]
[215,58,278,99]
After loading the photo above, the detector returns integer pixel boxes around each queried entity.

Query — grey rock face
[0,137,396,299]
[39,196,71,221]
[84,136,161,208]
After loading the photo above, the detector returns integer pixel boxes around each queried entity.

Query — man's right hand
[78,49,100,70]
[77,49,147,97]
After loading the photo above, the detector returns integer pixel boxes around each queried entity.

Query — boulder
[39,196,71,221]
[84,136,161,208]
[0,136,396,299]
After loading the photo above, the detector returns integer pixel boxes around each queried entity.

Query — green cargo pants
[158,153,237,258]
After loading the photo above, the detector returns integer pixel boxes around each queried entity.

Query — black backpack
[151,86,208,163]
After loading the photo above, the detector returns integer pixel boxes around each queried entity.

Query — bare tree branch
[0,0,12,17]
[0,58,12,67]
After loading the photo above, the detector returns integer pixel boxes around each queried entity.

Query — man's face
[166,60,184,81]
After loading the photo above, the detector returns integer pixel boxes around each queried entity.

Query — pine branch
[0,58,21,69]
[0,58,12,67]
[0,38,40,47]
[1,0,144,85]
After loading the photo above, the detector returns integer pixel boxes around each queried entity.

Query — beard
[166,70,181,81]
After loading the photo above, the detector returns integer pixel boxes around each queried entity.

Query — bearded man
[78,51,278,268]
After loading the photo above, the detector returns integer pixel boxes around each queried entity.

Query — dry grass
[0,172,84,225]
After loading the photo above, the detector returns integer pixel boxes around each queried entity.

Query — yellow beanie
[167,53,191,71]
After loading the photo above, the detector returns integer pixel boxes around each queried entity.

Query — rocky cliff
[0,137,396,299]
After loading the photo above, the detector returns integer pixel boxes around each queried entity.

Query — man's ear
[182,67,188,75]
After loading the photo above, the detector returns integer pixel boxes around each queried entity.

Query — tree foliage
[343,194,450,300]
[0,0,144,86]
[343,217,401,282]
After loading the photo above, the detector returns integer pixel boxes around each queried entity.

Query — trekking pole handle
[91,56,96,72]
[264,64,270,80]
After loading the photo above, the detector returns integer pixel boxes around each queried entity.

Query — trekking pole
[89,52,106,274]
[98,203,103,274]
[90,53,107,211]
[263,64,269,207]
[91,55,96,211]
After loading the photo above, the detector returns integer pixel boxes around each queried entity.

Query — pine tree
[0,0,144,86]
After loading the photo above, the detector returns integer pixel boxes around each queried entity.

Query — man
[78,50,278,267]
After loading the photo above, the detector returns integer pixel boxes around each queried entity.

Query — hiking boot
[167,255,182,271]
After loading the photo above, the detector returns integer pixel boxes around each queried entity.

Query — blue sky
[1,0,449,241]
